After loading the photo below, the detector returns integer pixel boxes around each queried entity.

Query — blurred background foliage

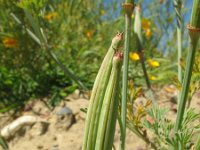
[0,0,194,111]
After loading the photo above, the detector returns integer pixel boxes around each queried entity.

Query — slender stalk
[173,0,183,83]
[177,29,182,83]
[175,0,200,131]
[46,46,88,91]
[173,0,183,103]
[134,6,151,89]
[121,1,134,150]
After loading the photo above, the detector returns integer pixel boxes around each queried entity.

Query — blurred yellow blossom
[86,31,94,38]
[149,75,157,81]
[142,18,152,39]
[2,37,17,48]
[142,18,151,30]
[44,12,58,21]
[130,52,140,61]
[145,28,151,39]
[147,59,160,67]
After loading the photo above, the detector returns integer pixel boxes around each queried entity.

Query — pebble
[56,107,73,116]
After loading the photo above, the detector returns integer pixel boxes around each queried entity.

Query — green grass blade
[0,136,9,150]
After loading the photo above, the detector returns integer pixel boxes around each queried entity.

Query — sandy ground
[0,86,199,150]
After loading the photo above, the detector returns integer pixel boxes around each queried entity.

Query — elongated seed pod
[82,33,123,150]
[95,52,123,150]
[87,33,123,150]
[103,53,122,150]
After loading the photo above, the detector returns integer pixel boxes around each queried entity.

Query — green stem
[139,51,151,88]
[175,0,200,132]
[46,46,88,91]
[121,1,134,150]
[177,28,182,102]
[173,0,183,102]
[134,6,151,89]
[177,28,182,84]
[175,39,198,131]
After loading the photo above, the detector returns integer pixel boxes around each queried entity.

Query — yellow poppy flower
[2,37,17,48]
[130,52,140,61]
[142,18,151,30]
[149,75,157,81]
[44,12,58,21]
[145,28,151,39]
[147,59,160,67]
[141,18,152,39]
[86,31,94,38]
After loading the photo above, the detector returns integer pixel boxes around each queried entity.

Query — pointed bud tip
[114,52,123,60]
[111,32,123,49]
[115,32,124,41]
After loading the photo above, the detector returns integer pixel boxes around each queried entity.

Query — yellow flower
[129,52,140,61]
[149,75,157,81]
[2,37,17,48]
[142,18,152,39]
[147,59,160,67]
[86,31,94,38]
[44,12,58,21]
[145,28,151,39]
[142,18,151,30]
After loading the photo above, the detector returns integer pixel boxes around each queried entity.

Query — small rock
[56,107,73,116]
[54,106,74,130]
